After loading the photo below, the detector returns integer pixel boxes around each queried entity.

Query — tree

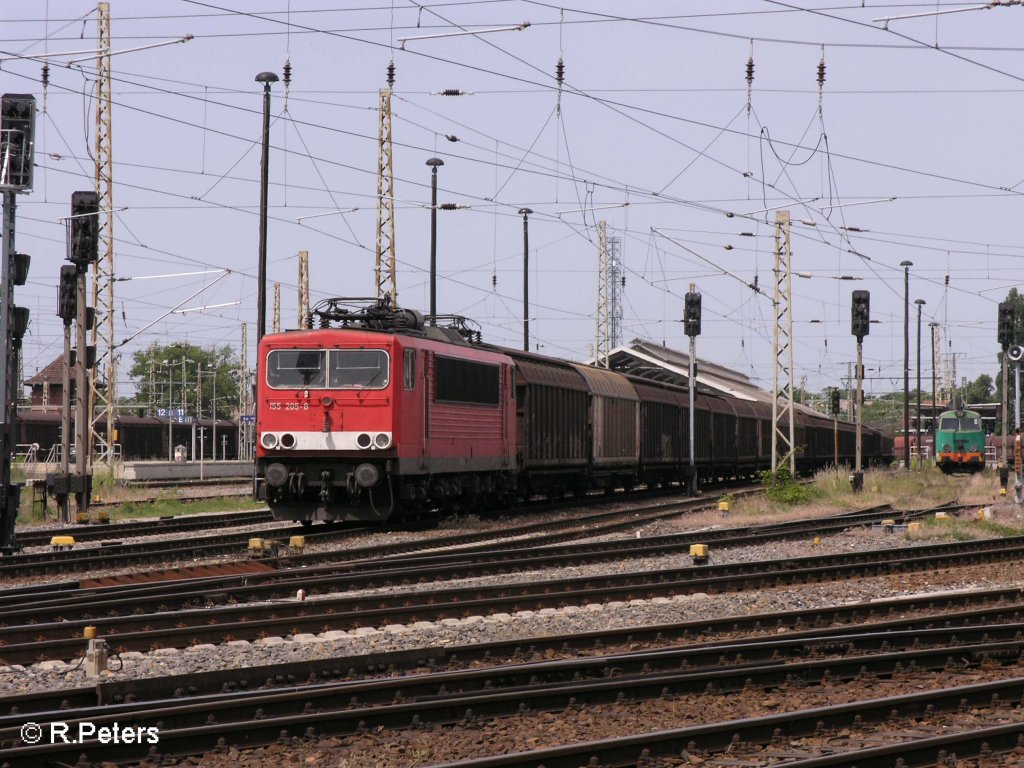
[962,374,993,406]
[127,342,239,420]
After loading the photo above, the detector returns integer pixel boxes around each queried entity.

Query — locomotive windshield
[266,348,389,390]
[939,415,981,431]
[267,349,326,388]
[328,349,389,389]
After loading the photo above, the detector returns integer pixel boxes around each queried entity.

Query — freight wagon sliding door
[572,364,639,467]
[509,356,588,468]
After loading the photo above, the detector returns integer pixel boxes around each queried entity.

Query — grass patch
[17,487,260,526]
[807,464,967,510]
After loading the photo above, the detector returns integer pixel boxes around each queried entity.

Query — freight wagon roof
[571,364,639,400]
[506,353,588,391]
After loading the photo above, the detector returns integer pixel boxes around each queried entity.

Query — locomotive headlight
[374,433,391,449]
[260,432,279,450]
[356,433,372,449]
[943,444,951,452]
[353,463,380,488]
[279,432,296,449]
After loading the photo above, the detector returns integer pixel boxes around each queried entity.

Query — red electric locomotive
[256,299,517,522]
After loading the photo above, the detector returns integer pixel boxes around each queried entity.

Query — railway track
[0,520,1017,665]
[0,487,762,579]
[14,508,272,548]
[6,585,1024,713]
[0,502,936,623]
[4,598,1024,767]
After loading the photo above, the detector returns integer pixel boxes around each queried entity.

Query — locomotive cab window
[267,349,326,388]
[328,349,390,389]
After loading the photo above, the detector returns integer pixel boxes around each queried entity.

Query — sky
[3,1,1024,404]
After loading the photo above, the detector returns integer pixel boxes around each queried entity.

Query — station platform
[20,460,253,484]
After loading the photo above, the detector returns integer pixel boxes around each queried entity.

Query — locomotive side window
[328,349,390,389]
[267,349,326,388]
[435,356,499,405]
[403,349,416,390]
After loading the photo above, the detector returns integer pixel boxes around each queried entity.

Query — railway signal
[850,290,870,492]
[0,93,37,554]
[69,191,99,266]
[683,291,702,337]
[998,301,1015,350]
[851,290,870,340]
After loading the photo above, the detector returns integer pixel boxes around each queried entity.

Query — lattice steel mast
[595,221,610,367]
[239,323,251,461]
[374,63,397,303]
[297,250,309,327]
[90,1,116,465]
[771,210,795,476]
[608,234,623,349]
[272,282,280,333]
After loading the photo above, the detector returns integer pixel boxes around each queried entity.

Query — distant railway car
[254,298,894,524]
[935,408,985,473]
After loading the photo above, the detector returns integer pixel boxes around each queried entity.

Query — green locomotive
[934,408,985,473]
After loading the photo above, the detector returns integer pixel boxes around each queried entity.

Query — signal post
[684,286,701,495]
[851,290,870,492]
[998,302,1014,492]
[0,94,35,554]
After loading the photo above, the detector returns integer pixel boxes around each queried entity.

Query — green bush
[759,466,817,505]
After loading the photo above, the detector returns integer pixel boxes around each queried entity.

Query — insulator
[555,57,564,85]
[386,61,396,86]
[438,203,459,210]
[491,273,497,288]
[283,60,292,86]
[817,59,826,87]
[41,64,49,88]
[745,57,754,86]
[437,89,465,96]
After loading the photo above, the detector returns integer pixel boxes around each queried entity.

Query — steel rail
[3,537,1024,664]
[3,629,1024,766]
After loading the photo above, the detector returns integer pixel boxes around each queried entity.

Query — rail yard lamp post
[915,298,926,469]
[426,158,444,323]
[207,362,217,460]
[929,321,938,460]
[518,207,533,352]
[255,71,278,345]
[900,260,913,471]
